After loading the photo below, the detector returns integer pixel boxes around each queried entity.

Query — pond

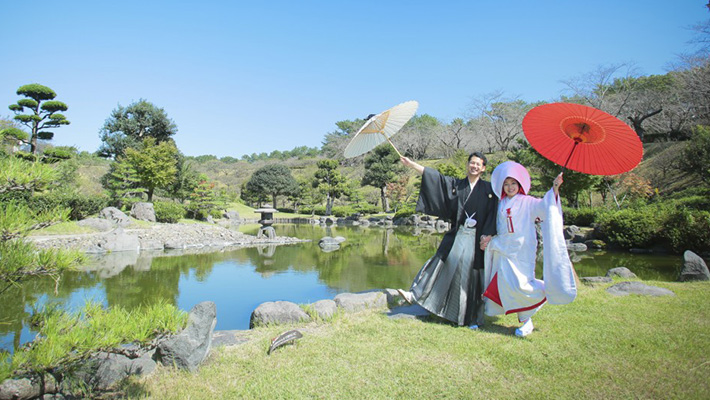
[0,224,683,353]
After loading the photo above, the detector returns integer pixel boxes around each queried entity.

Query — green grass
[27,221,99,236]
[129,281,710,399]
[28,218,153,236]
[227,202,315,220]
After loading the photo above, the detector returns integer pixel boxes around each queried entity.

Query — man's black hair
[468,151,488,166]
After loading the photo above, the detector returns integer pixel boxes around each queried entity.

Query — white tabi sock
[515,318,534,337]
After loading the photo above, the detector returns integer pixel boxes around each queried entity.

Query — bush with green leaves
[331,206,356,218]
[353,203,380,215]
[311,205,327,216]
[394,203,417,219]
[153,200,186,223]
[563,207,601,227]
[661,208,710,253]
[28,192,109,220]
[187,179,219,220]
[595,206,663,249]
[297,205,313,215]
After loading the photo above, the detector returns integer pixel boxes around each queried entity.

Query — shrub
[119,196,141,213]
[563,207,599,226]
[596,206,663,249]
[353,203,380,215]
[331,206,355,217]
[394,204,416,219]
[662,208,710,253]
[153,201,186,223]
[209,208,223,219]
[666,195,710,212]
[29,192,109,220]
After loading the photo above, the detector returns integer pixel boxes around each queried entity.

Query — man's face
[467,156,486,178]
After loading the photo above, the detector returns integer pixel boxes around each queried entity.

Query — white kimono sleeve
[540,189,577,304]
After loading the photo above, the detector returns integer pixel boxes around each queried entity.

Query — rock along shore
[28,221,307,254]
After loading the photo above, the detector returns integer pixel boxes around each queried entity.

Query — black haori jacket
[415,167,498,269]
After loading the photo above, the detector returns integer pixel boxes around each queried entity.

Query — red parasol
[522,103,643,176]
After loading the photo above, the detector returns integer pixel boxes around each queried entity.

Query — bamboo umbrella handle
[382,133,403,158]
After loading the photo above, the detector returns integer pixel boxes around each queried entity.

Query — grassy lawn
[129,281,710,399]
[228,202,323,220]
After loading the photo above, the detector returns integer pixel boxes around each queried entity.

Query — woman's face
[503,177,520,198]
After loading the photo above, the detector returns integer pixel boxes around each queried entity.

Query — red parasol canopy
[522,103,643,176]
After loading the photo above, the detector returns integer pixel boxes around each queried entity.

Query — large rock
[250,301,311,328]
[584,239,606,250]
[435,220,448,231]
[131,202,156,222]
[0,374,58,400]
[97,227,140,252]
[408,214,421,226]
[311,299,338,320]
[580,276,613,285]
[99,207,131,226]
[319,236,345,246]
[606,281,675,297]
[139,238,165,251]
[223,211,240,220]
[77,217,114,232]
[318,236,344,252]
[678,250,710,282]
[156,301,217,372]
[563,225,581,240]
[334,291,387,312]
[86,350,157,390]
[567,242,588,252]
[606,267,638,279]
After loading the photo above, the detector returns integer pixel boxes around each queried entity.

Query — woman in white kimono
[482,161,577,337]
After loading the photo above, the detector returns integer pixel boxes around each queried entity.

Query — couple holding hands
[397,152,577,337]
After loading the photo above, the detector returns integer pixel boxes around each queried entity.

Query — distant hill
[74,141,695,207]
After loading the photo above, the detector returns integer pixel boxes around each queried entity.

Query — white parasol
[343,100,419,158]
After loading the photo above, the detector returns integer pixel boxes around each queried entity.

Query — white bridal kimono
[483,162,577,321]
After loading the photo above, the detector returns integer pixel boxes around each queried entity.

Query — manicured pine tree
[7,84,70,155]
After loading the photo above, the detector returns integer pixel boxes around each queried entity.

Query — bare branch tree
[560,63,640,115]
[394,114,441,159]
[434,118,472,157]
[466,91,530,152]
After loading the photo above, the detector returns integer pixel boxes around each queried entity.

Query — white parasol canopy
[343,100,419,158]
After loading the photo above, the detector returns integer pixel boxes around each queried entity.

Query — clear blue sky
[1,1,707,158]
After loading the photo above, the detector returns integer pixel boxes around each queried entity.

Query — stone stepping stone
[606,281,675,297]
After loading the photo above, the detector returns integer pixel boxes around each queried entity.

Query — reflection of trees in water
[0,269,103,351]
[568,251,679,281]
[239,225,442,292]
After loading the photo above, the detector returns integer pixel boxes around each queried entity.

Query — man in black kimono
[398,152,497,328]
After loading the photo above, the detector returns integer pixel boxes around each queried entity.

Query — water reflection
[1,224,683,352]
